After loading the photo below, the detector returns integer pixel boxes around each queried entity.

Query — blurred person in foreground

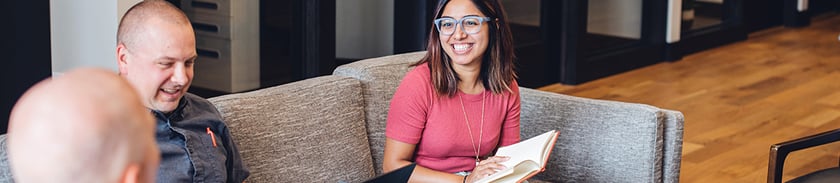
[7,68,160,183]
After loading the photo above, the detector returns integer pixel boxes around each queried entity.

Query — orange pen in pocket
[206,127,217,147]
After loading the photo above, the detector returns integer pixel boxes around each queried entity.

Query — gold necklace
[459,91,485,166]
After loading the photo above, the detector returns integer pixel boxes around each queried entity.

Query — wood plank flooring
[538,13,840,183]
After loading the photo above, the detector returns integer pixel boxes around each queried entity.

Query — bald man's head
[115,0,197,114]
[117,0,191,49]
[7,68,159,183]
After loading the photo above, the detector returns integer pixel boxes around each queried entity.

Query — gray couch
[0,51,684,182]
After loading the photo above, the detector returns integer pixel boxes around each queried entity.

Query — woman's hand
[465,156,510,183]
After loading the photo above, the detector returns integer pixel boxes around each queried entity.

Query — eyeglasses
[434,16,492,36]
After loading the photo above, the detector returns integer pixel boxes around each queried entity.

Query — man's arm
[221,125,250,182]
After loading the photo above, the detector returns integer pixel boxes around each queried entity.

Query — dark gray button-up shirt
[153,93,249,183]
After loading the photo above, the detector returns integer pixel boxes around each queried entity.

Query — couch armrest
[662,108,684,183]
[519,88,683,183]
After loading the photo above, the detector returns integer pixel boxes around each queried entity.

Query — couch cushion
[208,76,375,182]
[333,51,425,174]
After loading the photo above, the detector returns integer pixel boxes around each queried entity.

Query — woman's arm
[384,138,464,183]
[384,138,507,183]
[500,82,522,146]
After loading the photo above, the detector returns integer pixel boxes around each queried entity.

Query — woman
[382,0,520,182]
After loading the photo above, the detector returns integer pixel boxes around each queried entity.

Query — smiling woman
[381,0,521,183]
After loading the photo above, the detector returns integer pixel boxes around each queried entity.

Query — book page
[492,161,540,183]
[476,160,540,183]
[540,131,559,165]
[475,130,558,183]
[496,130,557,168]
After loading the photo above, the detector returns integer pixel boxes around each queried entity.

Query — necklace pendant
[476,159,480,166]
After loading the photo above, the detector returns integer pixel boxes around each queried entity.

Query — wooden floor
[538,13,840,182]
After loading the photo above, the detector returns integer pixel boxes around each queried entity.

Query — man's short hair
[117,0,191,49]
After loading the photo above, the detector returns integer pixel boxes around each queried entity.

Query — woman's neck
[453,64,483,94]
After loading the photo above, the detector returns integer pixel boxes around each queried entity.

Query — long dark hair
[413,0,517,97]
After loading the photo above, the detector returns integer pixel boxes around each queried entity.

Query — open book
[476,130,560,183]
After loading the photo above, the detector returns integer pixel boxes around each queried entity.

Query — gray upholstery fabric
[208,76,375,183]
[333,52,425,174]
[663,109,685,183]
[520,88,664,182]
[335,51,684,182]
[0,135,13,182]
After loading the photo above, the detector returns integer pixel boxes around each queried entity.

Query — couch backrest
[209,76,375,182]
[333,52,425,175]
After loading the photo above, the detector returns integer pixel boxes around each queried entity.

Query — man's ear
[116,44,129,75]
[119,164,141,183]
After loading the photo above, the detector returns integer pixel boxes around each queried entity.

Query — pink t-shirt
[386,63,521,173]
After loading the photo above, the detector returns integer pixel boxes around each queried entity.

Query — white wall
[335,0,394,59]
[50,0,141,75]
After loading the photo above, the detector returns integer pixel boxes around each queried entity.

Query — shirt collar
[151,97,189,120]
